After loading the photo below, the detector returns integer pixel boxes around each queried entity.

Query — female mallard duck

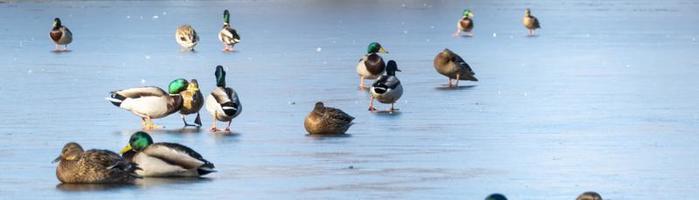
[175,24,199,51]
[219,9,241,52]
[205,65,242,132]
[523,8,541,36]
[120,131,215,177]
[369,60,403,112]
[453,9,474,36]
[356,42,388,88]
[576,191,603,200]
[179,79,203,127]
[107,79,189,130]
[49,17,72,51]
[304,102,354,135]
[433,48,478,87]
[53,142,139,184]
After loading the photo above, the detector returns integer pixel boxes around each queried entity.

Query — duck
[369,60,403,112]
[107,79,189,130]
[304,102,354,135]
[175,24,199,51]
[205,65,242,132]
[356,42,388,89]
[49,17,72,51]
[219,9,241,52]
[120,131,215,177]
[433,48,478,87]
[453,9,474,37]
[485,193,508,200]
[576,191,603,200]
[523,8,541,36]
[53,142,139,184]
[179,79,203,127]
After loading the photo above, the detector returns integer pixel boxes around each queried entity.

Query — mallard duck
[205,65,242,132]
[120,131,215,177]
[175,24,199,51]
[107,79,189,130]
[576,191,603,200]
[485,193,508,200]
[434,48,478,87]
[453,9,474,36]
[356,42,388,88]
[49,18,72,51]
[219,9,240,52]
[369,60,403,112]
[523,8,541,36]
[304,102,354,135]
[53,142,139,184]
[179,79,203,127]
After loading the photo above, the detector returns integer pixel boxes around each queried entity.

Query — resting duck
[369,60,403,112]
[205,65,242,132]
[53,142,139,184]
[453,9,474,36]
[49,18,72,51]
[175,24,199,51]
[576,191,603,200]
[120,131,215,177]
[219,9,241,52]
[179,79,203,127]
[107,79,188,130]
[433,48,478,87]
[356,42,388,88]
[523,8,541,36]
[304,102,354,135]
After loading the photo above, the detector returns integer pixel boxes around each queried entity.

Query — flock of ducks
[49,7,598,199]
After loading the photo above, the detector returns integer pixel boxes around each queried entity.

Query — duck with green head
[54,142,139,184]
[356,42,388,89]
[434,48,478,87]
[179,79,203,127]
[120,131,216,177]
[453,9,474,37]
[369,60,403,112]
[219,9,241,52]
[107,79,189,130]
[205,65,242,132]
[523,8,541,36]
[49,17,72,51]
[175,24,199,51]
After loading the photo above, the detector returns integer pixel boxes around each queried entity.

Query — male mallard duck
[523,8,541,36]
[120,131,215,177]
[219,9,241,52]
[576,191,603,200]
[205,65,242,132]
[304,102,354,135]
[107,79,189,130]
[49,17,72,51]
[179,79,203,127]
[53,142,139,184]
[369,60,403,112]
[485,193,508,200]
[175,24,199,51]
[434,48,478,87]
[453,9,474,36]
[356,42,388,88]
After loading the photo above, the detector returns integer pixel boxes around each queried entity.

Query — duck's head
[525,8,531,16]
[215,65,226,87]
[485,193,508,200]
[53,142,83,163]
[576,191,602,200]
[120,131,154,154]
[223,9,230,25]
[367,42,388,54]
[187,79,200,92]
[463,9,473,18]
[314,101,325,110]
[53,18,62,28]
[436,48,454,64]
[168,78,189,94]
[385,60,401,76]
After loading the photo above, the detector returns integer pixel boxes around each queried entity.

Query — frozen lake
[1,0,699,199]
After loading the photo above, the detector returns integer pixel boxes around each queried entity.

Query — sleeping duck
[54,142,139,184]
[179,79,203,127]
[433,48,478,87]
[304,102,354,135]
[49,18,72,51]
[219,9,241,52]
[120,131,215,177]
[107,79,189,130]
[453,9,474,36]
[523,8,541,36]
[369,60,403,112]
[205,65,242,132]
[356,42,388,88]
[175,24,199,51]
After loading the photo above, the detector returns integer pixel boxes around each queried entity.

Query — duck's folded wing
[222,27,240,41]
[114,87,168,99]
[83,149,125,168]
[323,107,354,122]
[450,54,474,74]
[143,143,211,169]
